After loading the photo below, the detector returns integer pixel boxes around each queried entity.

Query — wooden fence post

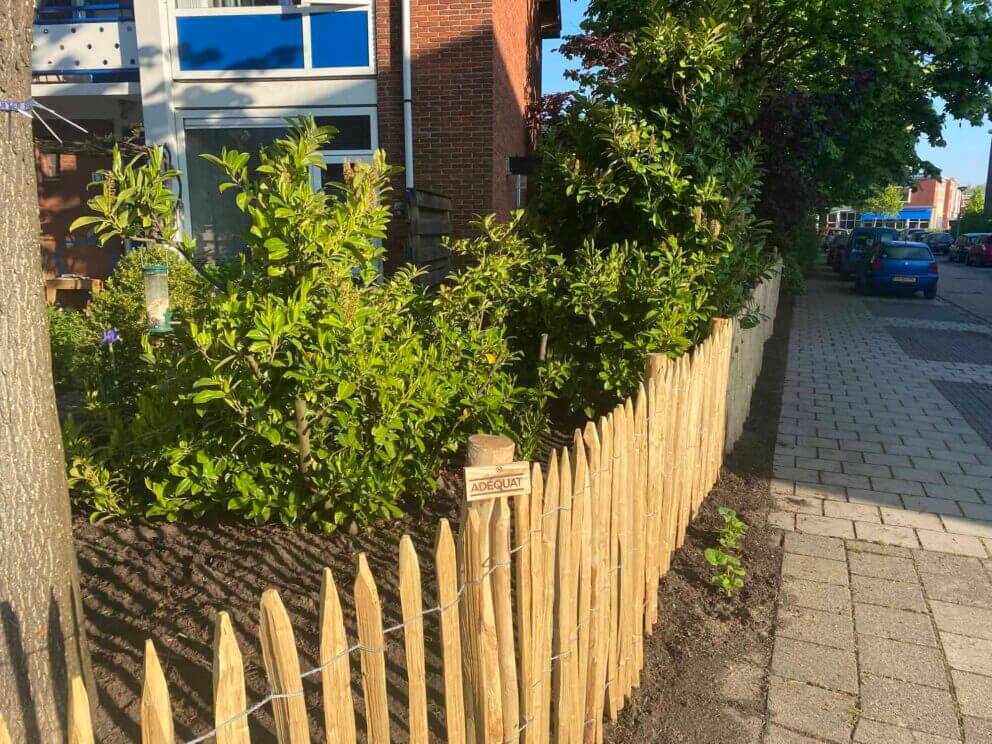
[399,536,430,744]
[462,434,513,743]
[435,520,467,744]
[69,676,95,744]
[354,554,390,744]
[319,569,357,744]
[491,496,519,740]
[141,640,174,744]
[535,454,560,744]
[213,612,250,744]
[259,590,310,744]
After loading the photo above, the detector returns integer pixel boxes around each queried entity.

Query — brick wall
[375,0,541,262]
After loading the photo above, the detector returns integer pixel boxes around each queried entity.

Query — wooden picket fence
[1,271,780,744]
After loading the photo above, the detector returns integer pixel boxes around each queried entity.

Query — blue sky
[541,0,990,187]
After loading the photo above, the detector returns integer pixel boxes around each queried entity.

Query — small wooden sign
[464,462,531,502]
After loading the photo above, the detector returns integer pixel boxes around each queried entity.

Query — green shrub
[48,305,99,391]
[65,120,531,529]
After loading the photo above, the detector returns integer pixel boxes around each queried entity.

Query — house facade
[32,0,560,284]
[825,177,963,233]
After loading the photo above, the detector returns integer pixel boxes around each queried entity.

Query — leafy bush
[48,306,98,391]
[65,120,531,529]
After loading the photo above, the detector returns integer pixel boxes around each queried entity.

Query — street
[939,258,992,325]
[766,259,992,742]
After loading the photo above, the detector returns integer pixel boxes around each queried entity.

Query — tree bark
[0,1,94,740]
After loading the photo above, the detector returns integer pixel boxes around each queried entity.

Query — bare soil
[75,294,792,743]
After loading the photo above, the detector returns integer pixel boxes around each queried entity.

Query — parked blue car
[841,226,899,277]
[853,241,938,299]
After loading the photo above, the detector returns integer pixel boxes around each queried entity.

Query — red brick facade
[375,0,543,260]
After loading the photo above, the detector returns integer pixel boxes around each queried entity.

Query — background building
[32,0,560,286]
[825,177,963,232]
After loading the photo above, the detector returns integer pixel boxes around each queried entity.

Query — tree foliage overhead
[573,0,992,248]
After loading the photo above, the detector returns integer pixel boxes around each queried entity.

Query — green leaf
[336,381,357,401]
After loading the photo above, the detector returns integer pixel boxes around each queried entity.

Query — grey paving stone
[849,551,918,582]
[771,637,858,693]
[901,495,965,517]
[930,449,980,465]
[794,482,848,501]
[963,716,992,743]
[814,471,868,490]
[825,500,881,522]
[780,576,851,615]
[855,521,921,548]
[881,507,945,531]
[860,674,960,739]
[925,484,985,503]
[886,443,936,458]
[783,531,847,562]
[858,635,948,689]
[777,604,855,650]
[796,514,856,539]
[867,452,914,467]
[913,550,989,577]
[920,570,992,609]
[843,438,886,453]
[941,632,992,676]
[847,539,913,557]
[852,574,927,611]
[961,502,992,521]
[854,603,937,647]
[854,718,962,744]
[945,472,992,491]
[931,601,992,641]
[774,494,824,515]
[961,462,992,477]
[911,456,965,473]
[774,466,822,483]
[941,515,992,539]
[848,488,904,507]
[844,462,895,478]
[796,456,843,473]
[782,553,849,585]
[952,670,992,721]
[766,676,856,744]
[873,477,928,496]
[890,467,949,485]
[820,448,866,463]
[918,530,989,558]
[769,510,796,531]
[764,724,822,743]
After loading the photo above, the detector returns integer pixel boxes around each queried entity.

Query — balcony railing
[34,1,134,24]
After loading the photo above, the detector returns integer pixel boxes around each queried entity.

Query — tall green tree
[862,185,907,226]
[0,0,93,738]
[577,0,992,250]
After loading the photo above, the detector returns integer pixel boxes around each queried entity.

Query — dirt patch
[606,292,794,744]
[75,294,793,743]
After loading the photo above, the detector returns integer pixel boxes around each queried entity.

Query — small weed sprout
[705,548,745,597]
[706,507,749,598]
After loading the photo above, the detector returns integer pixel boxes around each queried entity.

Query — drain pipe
[402,0,414,190]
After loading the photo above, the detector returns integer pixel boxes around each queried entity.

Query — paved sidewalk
[763,269,992,743]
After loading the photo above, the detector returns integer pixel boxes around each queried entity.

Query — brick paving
[763,268,992,743]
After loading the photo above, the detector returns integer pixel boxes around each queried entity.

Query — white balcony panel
[33,21,139,75]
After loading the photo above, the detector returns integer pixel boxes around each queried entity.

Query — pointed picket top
[399,535,429,744]
[142,639,175,744]
[213,612,249,744]
[319,568,356,744]
[434,519,466,744]
[259,589,310,744]
[68,675,95,744]
[354,553,391,744]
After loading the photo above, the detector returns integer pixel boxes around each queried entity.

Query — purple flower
[101,328,120,346]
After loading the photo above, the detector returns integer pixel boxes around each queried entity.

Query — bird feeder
[142,264,172,333]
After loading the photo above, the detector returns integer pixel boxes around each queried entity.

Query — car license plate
[893,276,917,284]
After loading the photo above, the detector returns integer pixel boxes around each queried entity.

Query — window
[182,113,374,260]
[170,2,372,76]
[881,245,932,261]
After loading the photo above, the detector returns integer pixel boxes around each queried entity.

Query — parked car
[841,226,899,277]
[966,233,992,266]
[900,228,930,243]
[821,227,848,252]
[949,233,978,263]
[825,233,849,268]
[853,241,938,298]
[924,232,955,255]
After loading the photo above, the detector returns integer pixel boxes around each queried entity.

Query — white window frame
[175,106,377,238]
[165,1,375,81]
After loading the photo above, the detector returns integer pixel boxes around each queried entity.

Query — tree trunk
[0,1,94,741]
